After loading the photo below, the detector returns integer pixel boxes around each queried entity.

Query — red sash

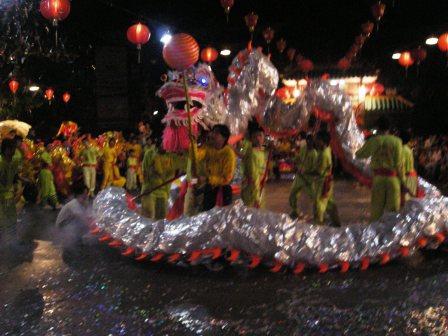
[406,170,417,177]
[374,168,397,177]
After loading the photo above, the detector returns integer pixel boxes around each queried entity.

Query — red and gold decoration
[127,22,151,63]
[276,38,286,53]
[200,47,219,63]
[62,91,71,103]
[8,79,19,94]
[220,0,234,21]
[163,33,200,71]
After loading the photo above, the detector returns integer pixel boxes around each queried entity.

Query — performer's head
[72,178,89,203]
[305,134,314,149]
[1,138,15,161]
[249,127,265,148]
[315,130,331,150]
[400,130,411,145]
[377,116,390,134]
[211,124,230,149]
[108,138,116,147]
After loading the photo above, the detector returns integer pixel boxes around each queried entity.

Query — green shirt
[38,168,56,198]
[40,150,52,166]
[243,147,268,187]
[80,146,99,165]
[402,144,415,175]
[356,134,403,178]
[295,145,318,174]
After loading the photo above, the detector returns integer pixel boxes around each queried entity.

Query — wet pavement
[1,181,448,335]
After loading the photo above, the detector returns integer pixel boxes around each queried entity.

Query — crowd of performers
[0,116,419,247]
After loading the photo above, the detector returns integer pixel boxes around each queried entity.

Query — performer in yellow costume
[101,138,126,189]
[356,117,404,222]
[313,131,340,226]
[0,139,20,245]
[79,138,99,196]
[400,131,417,201]
[126,150,138,191]
[198,125,237,211]
[37,161,61,210]
[289,134,318,219]
[141,147,175,219]
[241,127,268,208]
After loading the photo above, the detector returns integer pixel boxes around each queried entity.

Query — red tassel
[168,253,181,263]
[90,227,101,235]
[270,261,283,273]
[188,250,202,263]
[293,262,306,275]
[248,255,261,269]
[339,261,350,273]
[203,248,222,260]
[417,237,428,248]
[360,257,370,271]
[108,240,122,248]
[400,246,410,257]
[122,247,135,257]
[99,234,112,243]
[151,253,165,262]
[318,263,329,273]
[380,252,390,265]
[126,193,137,210]
[227,249,240,262]
[434,232,445,244]
[135,253,149,261]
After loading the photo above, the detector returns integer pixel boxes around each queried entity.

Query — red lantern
[299,59,314,73]
[276,38,286,53]
[399,51,414,68]
[163,33,200,71]
[371,1,386,22]
[337,58,351,71]
[437,33,448,52]
[39,0,71,25]
[370,83,384,96]
[275,87,290,101]
[127,23,151,63]
[62,92,71,103]
[286,48,296,61]
[9,79,19,94]
[263,27,275,44]
[245,12,258,33]
[45,88,55,101]
[411,47,427,64]
[200,47,218,63]
[361,21,375,36]
[220,0,234,20]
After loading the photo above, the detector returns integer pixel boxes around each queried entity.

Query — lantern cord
[182,72,198,178]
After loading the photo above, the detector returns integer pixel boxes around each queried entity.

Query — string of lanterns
[7,78,72,104]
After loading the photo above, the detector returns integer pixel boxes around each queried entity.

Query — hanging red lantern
[220,0,234,21]
[361,21,375,36]
[244,12,258,33]
[62,92,71,103]
[337,57,351,71]
[276,38,286,53]
[371,1,386,22]
[398,51,414,68]
[355,35,366,47]
[8,79,19,94]
[163,33,200,71]
[370,83,385,96]
[299,59,314,74]
[200,47,219,63]
[39,0,71,25]
[127,22,151,63]
[45,88,55,101]
[262,27,275,44]
[286,48,296,61]
[411,47,427,64]
[437,33,448,52]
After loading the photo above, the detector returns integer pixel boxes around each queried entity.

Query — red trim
[406,170,417,177]
[374,169,397,177]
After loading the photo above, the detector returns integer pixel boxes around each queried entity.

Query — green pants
[241,184,264,208]
[83,166,96,194]
[41,194,59,207]
[314,182,340,226]
[0,198,17,244]
[371,176,401,222]
[289,176,314,213]
[404,176,418,201]
[142,195,168,220]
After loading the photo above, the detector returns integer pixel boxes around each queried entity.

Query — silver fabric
[92,69,448,268]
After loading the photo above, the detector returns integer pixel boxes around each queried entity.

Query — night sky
[1,0,447,135]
